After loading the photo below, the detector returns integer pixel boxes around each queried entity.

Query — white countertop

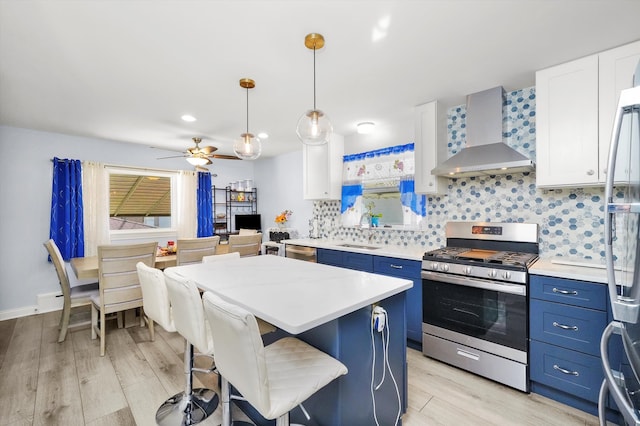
[166,255,412,335]
[282,238,426,261]
[529,257,609,284]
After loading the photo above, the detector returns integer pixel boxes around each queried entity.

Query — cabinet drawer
[530,275,607,310]
[530,299,607,356]
[317,249,343,267]
[530,340,603,403]
[343,252,373,272]
[317,249,373,272]
[373,256,420,279]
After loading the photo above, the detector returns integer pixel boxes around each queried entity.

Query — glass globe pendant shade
[233,133,261,160]
[296,109,333,146]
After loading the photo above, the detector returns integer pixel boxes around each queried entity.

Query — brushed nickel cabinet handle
[552,287,578,296]
[553,364,579,376]
[553,321,578,331]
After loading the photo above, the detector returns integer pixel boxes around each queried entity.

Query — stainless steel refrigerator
[599,65,640,425]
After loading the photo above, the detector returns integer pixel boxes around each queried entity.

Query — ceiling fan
[157,137,240,165]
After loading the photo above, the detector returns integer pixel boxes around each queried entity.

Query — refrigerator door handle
[599,321,640,426]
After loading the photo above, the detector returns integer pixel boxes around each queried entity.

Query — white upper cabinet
[598,40,640,181]
[302,133,344,200]
[414,101,447,195]
[536,40,640,188]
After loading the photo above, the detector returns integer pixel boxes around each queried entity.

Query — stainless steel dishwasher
[285,244,317,262]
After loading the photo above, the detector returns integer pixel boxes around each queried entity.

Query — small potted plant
[364,201,382,227]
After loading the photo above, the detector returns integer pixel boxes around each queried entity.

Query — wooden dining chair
[227,233,263,257]
[176,236,220,266]
[201,252,241,263]
[91,242,157,356]
[43,239,99,343]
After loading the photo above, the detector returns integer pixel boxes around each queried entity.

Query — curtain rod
[50,158,194,174]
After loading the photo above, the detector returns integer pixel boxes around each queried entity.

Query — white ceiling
[2,0,640,160]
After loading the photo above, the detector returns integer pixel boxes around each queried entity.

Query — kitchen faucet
[359,213,375,243]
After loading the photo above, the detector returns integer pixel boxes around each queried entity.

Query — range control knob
[431,262,439,271]
[464,266,473,275]
[488,269,497,278]
[440,264,449,272]
[502,271,512,280]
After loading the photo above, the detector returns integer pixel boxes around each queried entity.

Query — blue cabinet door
[530,340,604,403]
[530,299,607,357]
[373,256,422,343]
[342,252,374,272]
[317,248,373,272]
[317,248,344,267]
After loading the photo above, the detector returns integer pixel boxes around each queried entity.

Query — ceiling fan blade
[212,154,241,160]
[200,145,218,154]
[157,154,187,159]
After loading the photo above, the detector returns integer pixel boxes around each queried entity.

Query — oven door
[422,270,528,352]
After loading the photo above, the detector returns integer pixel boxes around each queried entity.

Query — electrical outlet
[372,306,386,332]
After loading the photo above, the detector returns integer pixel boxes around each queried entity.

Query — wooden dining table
[70,254,177,280]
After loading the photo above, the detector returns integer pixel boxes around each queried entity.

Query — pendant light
[296,33,333,146]
[233,78,261,160]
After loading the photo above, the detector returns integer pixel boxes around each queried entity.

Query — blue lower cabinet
[373,256,422,344]
[317,249,422,346]
[317,248,344,268]
[530,340,603,403]
[317,248,373,272]
[530,299,607,357]
[530,274,621,418]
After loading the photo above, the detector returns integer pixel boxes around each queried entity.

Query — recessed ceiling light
[357,122,375,134]
[181,115,197,122]
[257,132,269,139]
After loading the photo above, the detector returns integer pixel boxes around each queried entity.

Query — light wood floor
[0,309,600,426]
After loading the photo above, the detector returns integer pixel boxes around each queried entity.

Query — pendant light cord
[246,86,249,134]
[313,44,317,110]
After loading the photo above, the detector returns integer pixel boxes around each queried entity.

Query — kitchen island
[166,255,412,425]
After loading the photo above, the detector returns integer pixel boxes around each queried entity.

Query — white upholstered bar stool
[162,269,219,425]
[202,291,348,426]
[136,262,176,341]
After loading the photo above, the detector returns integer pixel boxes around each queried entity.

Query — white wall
[253,149,314,238]
[0,125,257,318]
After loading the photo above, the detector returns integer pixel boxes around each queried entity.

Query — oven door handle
[421,270,527,296]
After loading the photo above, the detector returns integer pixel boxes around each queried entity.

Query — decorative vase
[277,222,286,229]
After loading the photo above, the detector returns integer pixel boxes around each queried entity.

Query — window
[108,168,177,234]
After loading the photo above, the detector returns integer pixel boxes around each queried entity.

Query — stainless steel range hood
[431,86,535,178]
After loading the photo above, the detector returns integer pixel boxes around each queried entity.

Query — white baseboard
[0,291,63,321]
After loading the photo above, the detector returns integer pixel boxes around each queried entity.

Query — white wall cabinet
[302,133,344,200]
[414,101,447,195]
[536,40,640,188]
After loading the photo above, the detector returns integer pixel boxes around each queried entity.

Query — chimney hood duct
[431,86,535,178]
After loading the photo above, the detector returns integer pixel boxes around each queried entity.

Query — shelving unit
[212,186,258,240]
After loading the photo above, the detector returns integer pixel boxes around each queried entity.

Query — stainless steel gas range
[421,221,539,392]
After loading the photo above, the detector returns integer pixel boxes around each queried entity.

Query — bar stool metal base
[155,388,219,426]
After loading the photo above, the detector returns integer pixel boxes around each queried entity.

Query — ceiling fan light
[233,133,261,160]
[186,156,208,166]
[296,109,332,145]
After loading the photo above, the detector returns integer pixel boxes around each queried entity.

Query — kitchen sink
[336,243,381,250]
